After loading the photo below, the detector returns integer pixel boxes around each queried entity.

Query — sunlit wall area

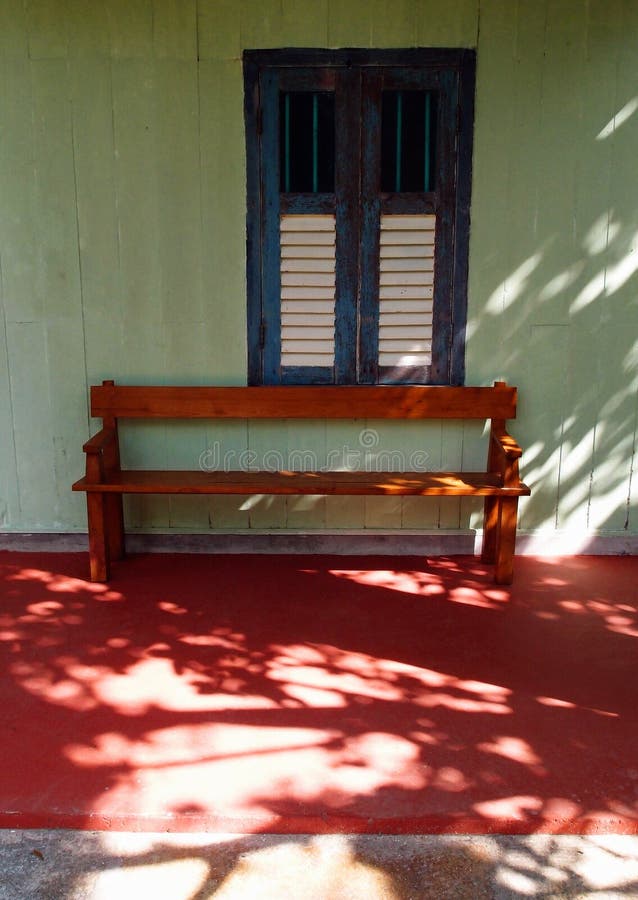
[468,0,638,550]
[0,0,635,549]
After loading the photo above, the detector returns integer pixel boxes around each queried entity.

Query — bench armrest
[83,428,116,454]
[82,427,120,484]
[489,425,525,490]
[490,428,523,461]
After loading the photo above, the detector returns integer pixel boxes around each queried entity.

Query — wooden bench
[72,380,530,584]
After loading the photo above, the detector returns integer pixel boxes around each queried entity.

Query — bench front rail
[72,381,530,584]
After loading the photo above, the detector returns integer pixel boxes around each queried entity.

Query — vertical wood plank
[438,421,463,529]
[30,58,88,528]
[31,60,82,322]
[369,0,416,46]
[70,55,125,382]
[208,421,251,529]
[247,421,288,528]
[6,323,58,527]
[120,420,170,530]
[197,0,241,60]
[327,0,373,47]
[0,1,29,59]
[240,0,284,49]
[361,420,402,528]
[400,421,442,528]
[46,318,91,527]
[0,55,39,325]
[324,421,366,527]
[459,420,486,530]
[281,0,329,46]
[67,1,110,58]
[414,0,479,47]
[199,60,247,382]
[166,422,211,530]
[155,60,203,328]
[153,0,197,60]
[285,420,327,528]
[0,296,20,528]
[112,58,161,336]
[107,0,153,59]
[466,0,519,383]
[207,422,249,528]
[26,0,68,59]
[519,325,569,533]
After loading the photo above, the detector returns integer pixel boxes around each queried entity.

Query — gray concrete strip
[1,830,638,899]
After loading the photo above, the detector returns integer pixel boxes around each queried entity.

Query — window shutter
[280,214,336,368]
[378,214,435,368]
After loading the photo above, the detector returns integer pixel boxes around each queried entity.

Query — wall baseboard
[2,529,637,556]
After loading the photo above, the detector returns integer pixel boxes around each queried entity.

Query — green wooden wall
[0,0,636,544]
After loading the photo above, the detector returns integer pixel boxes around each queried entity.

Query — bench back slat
[91,383,518,421]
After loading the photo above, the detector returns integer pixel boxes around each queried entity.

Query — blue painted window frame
[244,49,475,386]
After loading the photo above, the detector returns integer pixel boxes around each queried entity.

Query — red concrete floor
[1,550,637,835]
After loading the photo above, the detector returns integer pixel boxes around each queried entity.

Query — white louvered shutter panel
[379,214,435,369]
[280,214,336,368]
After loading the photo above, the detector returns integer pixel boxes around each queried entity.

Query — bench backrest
[91,381,517,421]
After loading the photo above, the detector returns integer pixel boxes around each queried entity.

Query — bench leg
[87,493,110,582]
[105,494,125,561]
[481,497,499,564]
[494,497,519,585]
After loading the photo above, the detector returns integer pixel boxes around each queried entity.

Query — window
[244,49,475,385]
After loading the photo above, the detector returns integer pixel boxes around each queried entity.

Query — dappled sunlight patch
[267,643,512,715]
[327,732,427,798]
[413,689,510,716]
[477,737,546,777]
[278,683,347,707]
[267,650,406,705]
[179,632,246,650]
[5,566,124,601]
[558,599,587,613]
[536,695,578,710]
[343,732,423,776]
[448,586,506,609]
[65,723,341,772]
[551,594,638,636]
[431,766,473,793]
[9,658,101,711]
[328,567,437,596]
[25,599,66,616]
[327,565,505,609]
[92,657,280,715]
[484,252,544,314]
[64,720,431,821]
[473,794,544,822]
[157,600,189,615]
[536,695,618,719]
[597,97,638,139]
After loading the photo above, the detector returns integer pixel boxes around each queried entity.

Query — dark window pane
[279,92,335,193]
[381,90,437,192]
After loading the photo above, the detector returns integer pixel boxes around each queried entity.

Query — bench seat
[73,469,529,497]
